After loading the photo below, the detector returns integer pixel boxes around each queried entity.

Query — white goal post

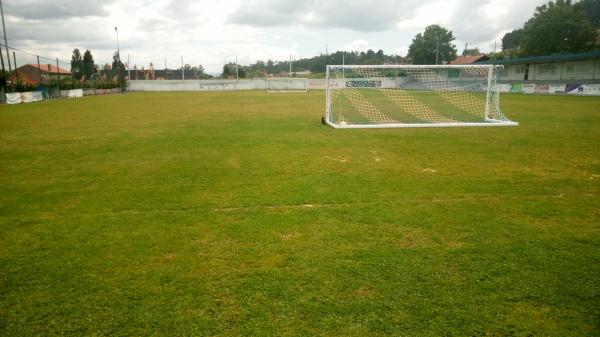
[325,64,518,128]
[266,77,308,93]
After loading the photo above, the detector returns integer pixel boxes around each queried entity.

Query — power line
[0,42,70,65]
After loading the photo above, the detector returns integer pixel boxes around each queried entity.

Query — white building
[478,51,600,83]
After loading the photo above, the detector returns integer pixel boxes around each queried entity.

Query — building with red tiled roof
[450,54,489,65]
[12,64,72,86]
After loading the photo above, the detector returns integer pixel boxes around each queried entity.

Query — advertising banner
[21,91,43,103]
[497,84,511,93]
[510,84,522,93]
[522,84,535,94]
[548,84,566,94]
[583,84,600,95]
[534,84,549,93]
[6,93,21,104]
[566,84,600,95]
[308,80,325,89]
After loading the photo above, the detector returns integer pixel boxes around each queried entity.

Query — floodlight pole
[115,27,120,60]
[12,50,18,89]
[0,0,12,91]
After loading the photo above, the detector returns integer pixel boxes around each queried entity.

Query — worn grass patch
[1,91,599,336]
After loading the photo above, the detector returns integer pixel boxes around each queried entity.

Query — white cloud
[393,46,409,57]
[341,39,374,53]
[228,0,424,31]
[4,0,547,73]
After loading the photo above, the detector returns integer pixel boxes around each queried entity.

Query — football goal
[325,64,518,128]
[266,77,308,93]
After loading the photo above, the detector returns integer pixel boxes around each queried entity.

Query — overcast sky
[5,0,548,74]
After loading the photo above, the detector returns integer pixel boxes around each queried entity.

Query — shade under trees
[408,25,457,65]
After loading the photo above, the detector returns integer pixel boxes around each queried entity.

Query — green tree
[222,63,234,78]
[574,0,600,27]
[82,50,95,80]
[112,52,126,87]
[70,48,83,80]
[408,25,457,65]
[520,0,596,56]
[501,29,523,50]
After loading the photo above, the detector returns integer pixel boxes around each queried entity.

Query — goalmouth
[325,64,518,128]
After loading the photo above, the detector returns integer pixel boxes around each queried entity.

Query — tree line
[225,49,403,79]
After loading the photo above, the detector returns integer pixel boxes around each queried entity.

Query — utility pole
[37,55,42,85]
[12,50,18,89]
[181,56,184,80]
[56,58,59,90]
[235,55,239,82]
[0,42,5,74]
[1,0,12,91]
[289,54,292,77]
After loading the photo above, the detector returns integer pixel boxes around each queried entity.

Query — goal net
[325,65,517,128]
[266,77,308,92]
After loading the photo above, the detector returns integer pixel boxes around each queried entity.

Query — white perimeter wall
[130,78,427,91]
[130,79,332,91]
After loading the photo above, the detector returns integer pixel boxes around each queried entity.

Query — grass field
[1,91,599,336]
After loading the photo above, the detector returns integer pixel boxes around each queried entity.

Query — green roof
[476,51,600,65]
